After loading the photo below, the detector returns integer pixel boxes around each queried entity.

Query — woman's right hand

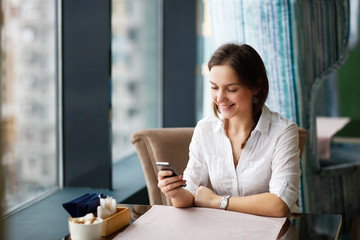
[157,170,187,198]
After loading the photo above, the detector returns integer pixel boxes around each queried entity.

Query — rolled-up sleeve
[183,122,209,195]
[269,123,301,212]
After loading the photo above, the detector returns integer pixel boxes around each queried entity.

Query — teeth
[221,105,233,109]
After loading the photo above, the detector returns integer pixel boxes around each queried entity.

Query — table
[332,120,360,144]
[320,120,360,167]
[61,204,342,240]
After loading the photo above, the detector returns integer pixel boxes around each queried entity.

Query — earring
[253,96,259,104]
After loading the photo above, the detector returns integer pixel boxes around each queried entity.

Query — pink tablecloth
[114,205,286,240]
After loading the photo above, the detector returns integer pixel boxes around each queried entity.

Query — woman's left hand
[194,186,221,208]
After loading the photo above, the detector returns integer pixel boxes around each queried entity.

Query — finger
[158,175,179,189]
[163,179,187,192]
[157,170,175,180]
[159,174,184,187]
[159,177,186,193]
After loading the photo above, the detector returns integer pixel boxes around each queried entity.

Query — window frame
[162,0,196,127]
[62,0,112,188]
[62,0,196,188]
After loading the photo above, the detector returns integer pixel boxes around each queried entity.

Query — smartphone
[155,162,186,187]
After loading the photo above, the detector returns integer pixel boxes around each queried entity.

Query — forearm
[170,188,195,208]
[225,193,289,217]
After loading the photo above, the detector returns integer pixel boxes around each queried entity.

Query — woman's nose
[216,90,226,103]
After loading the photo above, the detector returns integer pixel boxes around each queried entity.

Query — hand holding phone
[156,162,186,187]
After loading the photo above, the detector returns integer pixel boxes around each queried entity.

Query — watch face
[220,199,227,209]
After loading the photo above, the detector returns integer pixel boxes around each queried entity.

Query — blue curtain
[205,0,356,232]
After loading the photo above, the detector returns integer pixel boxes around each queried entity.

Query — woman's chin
[220,111,235,119]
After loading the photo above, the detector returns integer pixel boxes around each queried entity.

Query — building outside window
[111,0,160,162]
[195,0,215,121]
[1,0,58,213]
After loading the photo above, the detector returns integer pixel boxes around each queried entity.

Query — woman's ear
[252,87,260,96]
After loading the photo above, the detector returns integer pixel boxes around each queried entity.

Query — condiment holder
[100,207,130,236]
[68,216,103,240]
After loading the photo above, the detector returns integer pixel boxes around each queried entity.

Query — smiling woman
[209,65,255,123]
[208,43,269,122]
[157,43,301,239]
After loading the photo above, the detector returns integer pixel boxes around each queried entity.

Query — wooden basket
[101,207,130,236]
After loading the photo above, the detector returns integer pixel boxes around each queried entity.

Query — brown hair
[208,43,269,122]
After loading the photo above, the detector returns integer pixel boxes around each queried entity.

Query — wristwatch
[219,195,231,210]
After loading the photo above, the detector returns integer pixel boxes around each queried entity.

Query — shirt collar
[212,105,271,135]
[213,115,224,133]
[254,105,271,136]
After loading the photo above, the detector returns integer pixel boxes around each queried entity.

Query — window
[111,0,160,162]
[195,0,214,121]
[1,0,58,214]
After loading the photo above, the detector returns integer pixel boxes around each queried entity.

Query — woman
[157,43,300,238]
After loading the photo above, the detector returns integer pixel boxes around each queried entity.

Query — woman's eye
[228,89,237,92]
[211,86,218,90]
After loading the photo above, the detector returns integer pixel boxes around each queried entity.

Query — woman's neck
[225,114,254,135]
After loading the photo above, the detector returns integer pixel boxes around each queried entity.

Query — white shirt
[183,105,301,212]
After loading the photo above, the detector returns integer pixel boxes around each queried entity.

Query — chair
[131,127,308,206]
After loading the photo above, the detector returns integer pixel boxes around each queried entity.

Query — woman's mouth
[220,104,235,111]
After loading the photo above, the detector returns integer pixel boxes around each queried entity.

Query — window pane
[196,0,214,121]
[1,0,58,213]
[111,0,160,162]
